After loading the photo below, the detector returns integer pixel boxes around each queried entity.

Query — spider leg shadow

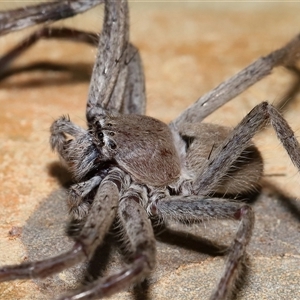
[132,279,151,300]
[261,179,300,222]
[21,188,84,296]
[48,161,74,189]
[0,62,92,87]
[151,187,262,258]
[152,220,251,300]
[80,229,120,287]
[154,225,228,256]
[275,66,300,112]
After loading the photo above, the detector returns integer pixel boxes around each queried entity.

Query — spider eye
[109,132,115,136]
[108,140,117,149]
[98,132,104,140]
[95,121,102,130]
[107,123,112,127]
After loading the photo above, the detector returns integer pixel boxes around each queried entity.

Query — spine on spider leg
[86,0,130,122]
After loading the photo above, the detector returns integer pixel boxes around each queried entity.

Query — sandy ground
[0,2,299,300]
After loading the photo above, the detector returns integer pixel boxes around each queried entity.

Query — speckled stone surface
[0,2,300,300]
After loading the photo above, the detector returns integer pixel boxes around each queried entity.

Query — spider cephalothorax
[1,1,300,300]
[89,114,181,186]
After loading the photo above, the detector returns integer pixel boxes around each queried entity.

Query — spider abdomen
[180,122,263,195]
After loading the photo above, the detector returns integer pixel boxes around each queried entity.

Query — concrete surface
[0,2,300,300]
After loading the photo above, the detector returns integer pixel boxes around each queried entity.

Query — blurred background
[0,2,300,299]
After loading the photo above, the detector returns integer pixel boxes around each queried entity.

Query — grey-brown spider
[0,1,300,300]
